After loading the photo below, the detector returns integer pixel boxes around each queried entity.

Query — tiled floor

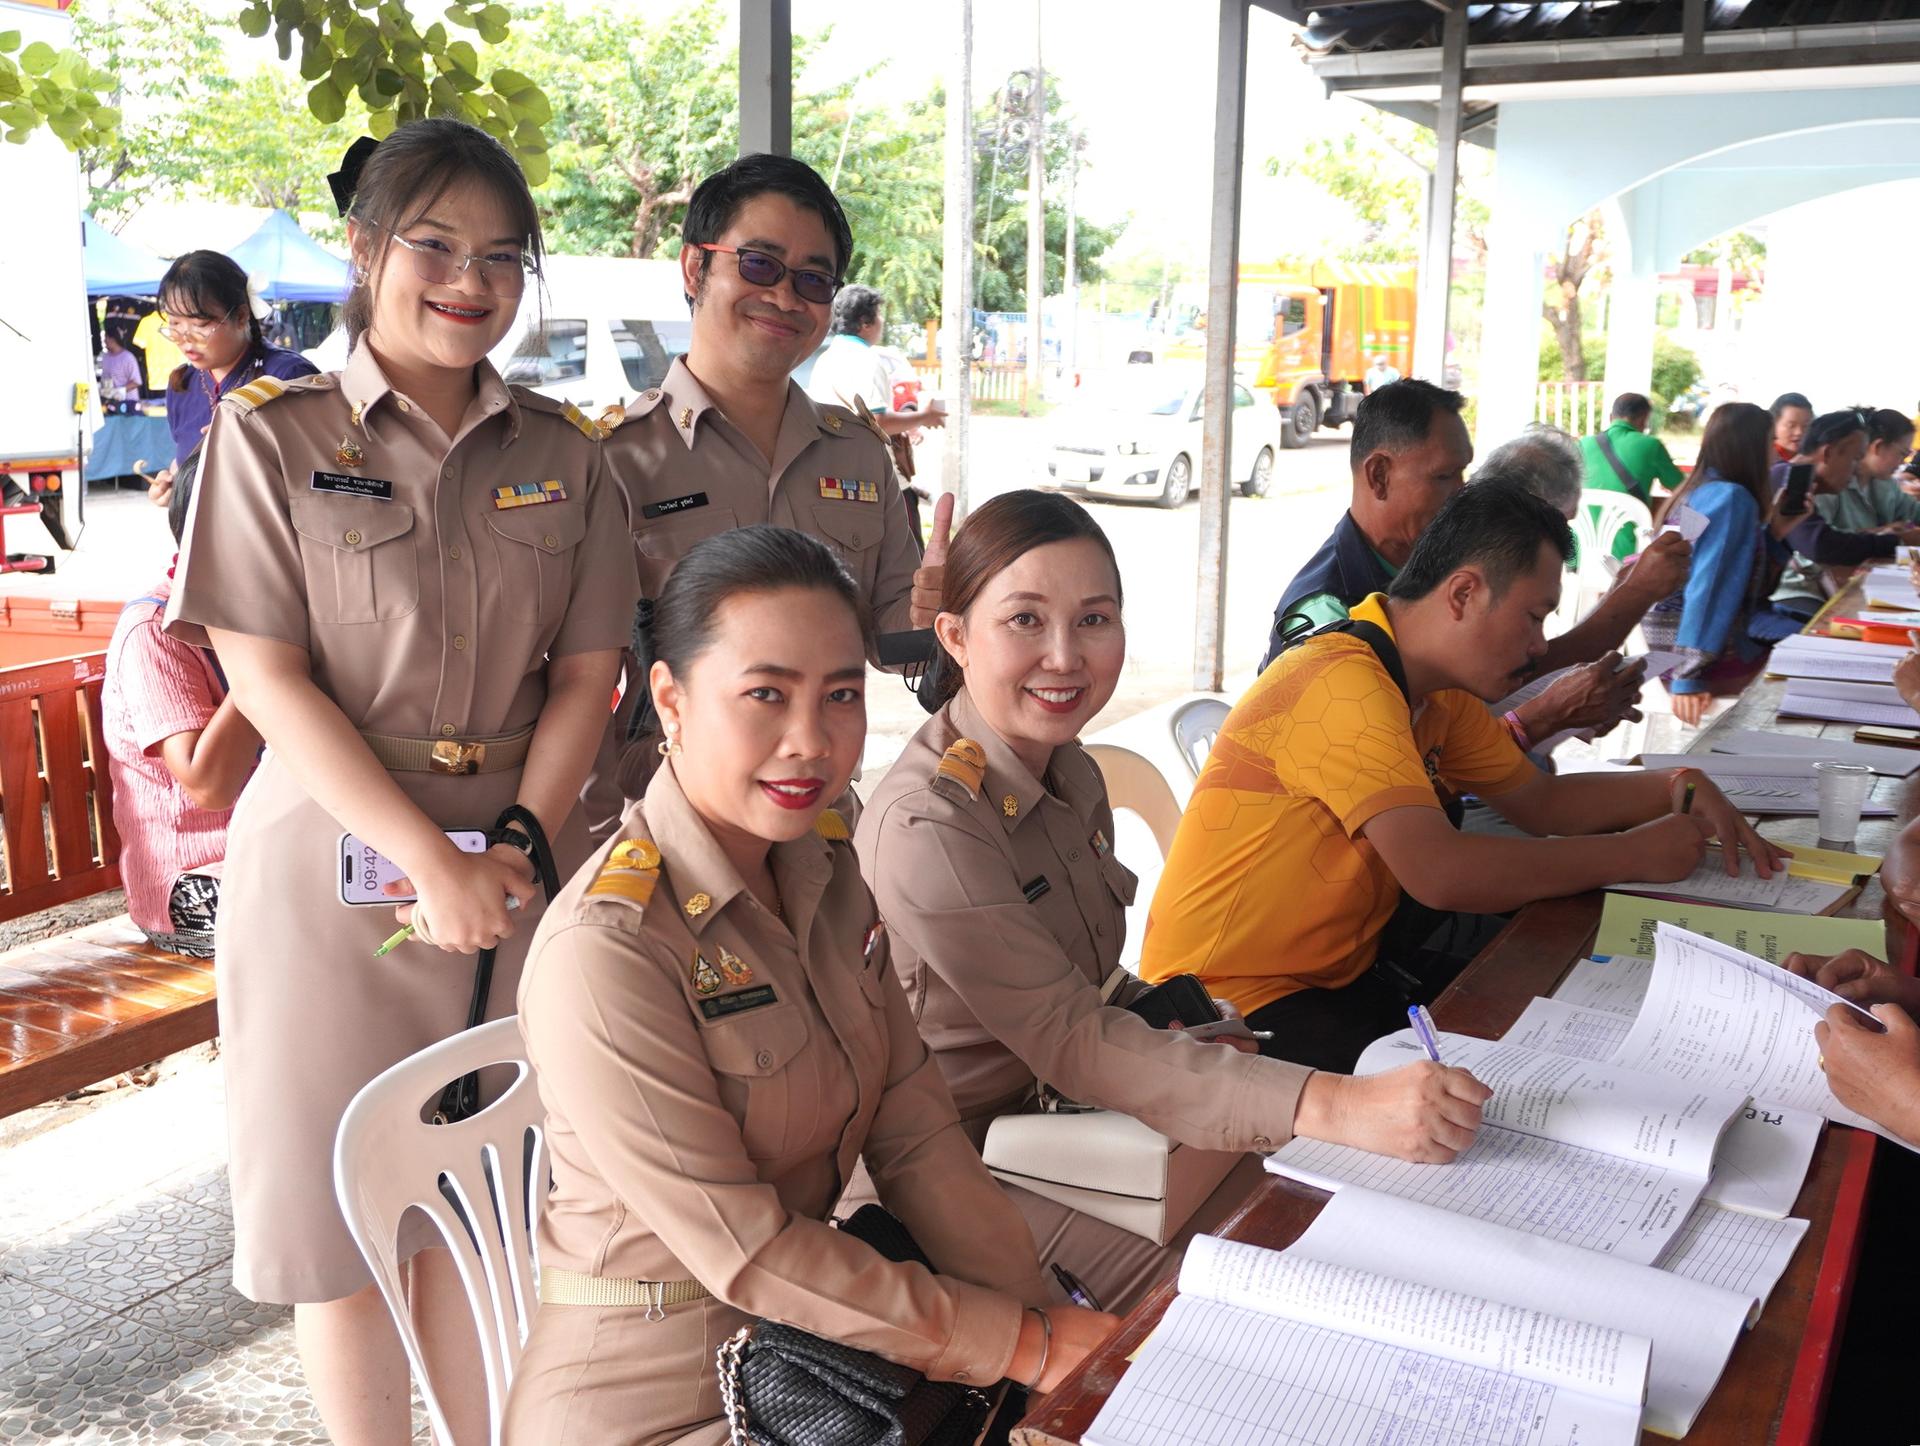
[0,1053,426,1443]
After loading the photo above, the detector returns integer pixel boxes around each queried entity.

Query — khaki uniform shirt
[167,344,636,730]
[517,762,1043,1385]
[602,356,919,633]
[856,690,1313,1153]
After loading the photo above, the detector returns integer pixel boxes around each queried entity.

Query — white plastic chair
[1085,743,1183,858]
[1168,696,1230,778]
[1573,490,1653,597]
[334,1017,547,1446]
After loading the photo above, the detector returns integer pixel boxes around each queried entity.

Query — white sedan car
[1044,369,1277,509]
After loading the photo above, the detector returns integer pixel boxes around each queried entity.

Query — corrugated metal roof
[1300,1,1920,56]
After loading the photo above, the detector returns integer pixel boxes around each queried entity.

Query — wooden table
[1013,577,1908,1446]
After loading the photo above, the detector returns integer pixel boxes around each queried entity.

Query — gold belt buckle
[431,740,486,775]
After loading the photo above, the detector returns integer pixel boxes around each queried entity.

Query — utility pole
[942,0,975,515]
[1023,1,1044,415]
[1064,130,1080,384]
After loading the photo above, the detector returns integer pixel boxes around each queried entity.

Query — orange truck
[1248,261,1416,448]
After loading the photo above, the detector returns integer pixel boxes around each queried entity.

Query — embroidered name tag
[310,471,393,501]
[1022,875,1052,903]
[642,491,710,520]
[492,480,567,510]
[818,476,879,504]
[698,984,779,1020]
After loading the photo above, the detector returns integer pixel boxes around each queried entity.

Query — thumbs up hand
[910,490,955,628]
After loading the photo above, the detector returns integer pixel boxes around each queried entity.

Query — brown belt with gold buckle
[358,725,535,775]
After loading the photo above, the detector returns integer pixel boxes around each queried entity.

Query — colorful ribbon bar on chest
[492,480,567,509]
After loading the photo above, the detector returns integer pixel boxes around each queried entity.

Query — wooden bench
[0,651,217,1117]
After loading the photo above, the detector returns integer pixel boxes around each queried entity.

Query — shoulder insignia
[814,808,851,842]
[852,397,891,447]
[932,738,988,801]
[562,400,608,441]
[223,376,289,412]
[585,837,662,909]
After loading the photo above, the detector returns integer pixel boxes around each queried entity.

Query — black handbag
[433,803,561,1124]
[715,1205,1004,1446]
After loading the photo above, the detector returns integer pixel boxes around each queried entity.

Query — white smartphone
[338,830,490,906]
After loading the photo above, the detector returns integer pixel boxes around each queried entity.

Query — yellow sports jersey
[1139,593,1533,1014]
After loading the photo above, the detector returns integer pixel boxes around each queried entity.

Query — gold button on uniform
[1253,1135,1273,1151]
[453,635,468,650]
[397,398,412,412]
[440,724,457,737]
[344,529,362,546]
[543,533,558,548]
[449,545,462,560]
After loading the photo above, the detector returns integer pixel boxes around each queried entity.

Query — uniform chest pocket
[704,1004,813,1161]
[286,493,419,626]
[1100,854,1138,908]
[487,502,589,625]
[807,500,883,567]
[634,505,741,597]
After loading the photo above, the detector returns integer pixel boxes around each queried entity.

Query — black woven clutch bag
[715,1205,997,1446]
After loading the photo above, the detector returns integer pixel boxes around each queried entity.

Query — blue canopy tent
[81,212,167,296]
[227,208,350,303]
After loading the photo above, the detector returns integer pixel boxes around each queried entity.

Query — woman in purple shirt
[149,250,316,506]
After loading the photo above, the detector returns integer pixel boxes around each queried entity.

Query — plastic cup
[1813,761,1873,845]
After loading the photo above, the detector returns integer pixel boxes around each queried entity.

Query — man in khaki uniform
[506,764,1049,1444]
[854,686,1316,1312]
[588,154,946,834]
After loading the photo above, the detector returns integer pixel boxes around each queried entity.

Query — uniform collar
[642,755,832,936]
[338,343,521,445]
[948,689,1053,833]
[662,353,854,455]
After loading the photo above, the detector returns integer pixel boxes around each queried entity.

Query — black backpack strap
[1271,612,1411,706]
[1591,429,1638,492]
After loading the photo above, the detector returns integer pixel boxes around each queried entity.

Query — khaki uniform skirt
[217,752,589,1305]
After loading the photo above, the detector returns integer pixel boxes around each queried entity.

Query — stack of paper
[1590,891,1888,963]
[1768,633,1905,683]
[1864,565,1920,611]
[1776,677,1920,728]
[1625,753,1896,817]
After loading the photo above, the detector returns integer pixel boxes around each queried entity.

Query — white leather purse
[981,1108,1245,1246]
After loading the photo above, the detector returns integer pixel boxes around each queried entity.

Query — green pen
[372,894,520,957]
[1681,778,1697,815]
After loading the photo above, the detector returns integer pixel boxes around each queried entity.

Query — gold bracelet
[1025,1306,1053,1390]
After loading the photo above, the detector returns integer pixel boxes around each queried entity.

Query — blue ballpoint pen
[1407,1004,1445,1064]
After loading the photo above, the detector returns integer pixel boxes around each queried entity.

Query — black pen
[1051,1262,1102,1312]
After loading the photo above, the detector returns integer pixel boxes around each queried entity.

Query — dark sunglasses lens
[735,251,784,286]
[792,271,838,305]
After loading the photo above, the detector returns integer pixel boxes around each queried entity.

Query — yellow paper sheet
[1595,893,1887,963]
[1782,845,1882,886]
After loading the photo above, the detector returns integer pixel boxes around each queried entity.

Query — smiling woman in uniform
[506,526,1116,1444]
[853,489,1493,1313]
[167,119,635,1444]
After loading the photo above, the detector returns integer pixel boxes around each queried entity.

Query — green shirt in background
[1772,474,1920,610]
[1579,420,1686,560]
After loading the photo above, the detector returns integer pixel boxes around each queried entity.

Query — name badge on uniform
[819,476,879,504]
[311,470,393,501]
[492,480,567,510]
[699,984,779,1020]
[642,492,709,520]
[1023,876,1052,903]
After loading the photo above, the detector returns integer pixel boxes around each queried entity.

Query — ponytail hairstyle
[928,489,1123,707]
[1858,406,1915,450]
[1800,410,1866,457]
[652,525,871,680]
[157,251,262,391]
[339,117,545,348]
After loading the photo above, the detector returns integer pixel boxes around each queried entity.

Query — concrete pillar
[1478,213,1548,446]
[1193,0,1247,693]
[1413,2,1465,383]
[739,0,792,157]
[1602,194,1656,404]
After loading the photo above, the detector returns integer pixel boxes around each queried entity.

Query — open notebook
[1083,1223,1650,1446]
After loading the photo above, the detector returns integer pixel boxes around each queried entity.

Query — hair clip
[327,136,381,218]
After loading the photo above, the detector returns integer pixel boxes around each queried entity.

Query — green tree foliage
[0,26,117,148]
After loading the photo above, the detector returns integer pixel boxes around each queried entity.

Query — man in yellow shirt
[1141,479,1783,1070]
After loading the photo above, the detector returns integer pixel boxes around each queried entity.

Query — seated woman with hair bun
[508,524,1115,1445]
[851,488,1492,1314]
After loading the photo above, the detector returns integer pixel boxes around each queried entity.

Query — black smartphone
[1125,973,1222,1030]
[1781,461,1815,517]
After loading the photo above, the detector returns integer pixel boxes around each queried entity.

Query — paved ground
[0,421,1349,1441]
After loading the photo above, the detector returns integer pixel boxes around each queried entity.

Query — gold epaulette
[852,396,891,447]
[224,376,290,412]
[931,739,988,802]
[561,400,608,441]
[585,838,662,909]
[814,808,851,842]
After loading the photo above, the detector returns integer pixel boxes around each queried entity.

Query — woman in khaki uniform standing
[168,120,634,1444]
[506,527,1115,1444]
[855,490,1493,1312]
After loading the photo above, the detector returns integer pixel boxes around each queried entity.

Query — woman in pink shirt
[103,448,261,954]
